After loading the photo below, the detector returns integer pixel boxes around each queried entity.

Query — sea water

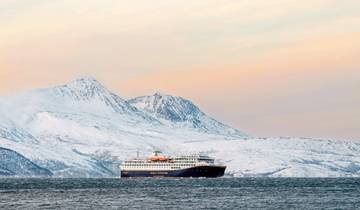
[0,178,359,209]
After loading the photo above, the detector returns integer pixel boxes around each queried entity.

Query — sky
[0,0,359,140]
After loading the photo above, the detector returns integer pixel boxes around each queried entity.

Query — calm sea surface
[0,178,359,209]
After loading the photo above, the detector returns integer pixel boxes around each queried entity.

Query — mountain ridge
[128,92,247,137]
[0,77,359,178]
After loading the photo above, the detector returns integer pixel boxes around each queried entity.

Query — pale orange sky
[0,0,359,140]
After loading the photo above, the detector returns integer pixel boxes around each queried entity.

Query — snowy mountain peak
[59,77,109,98]
[32,77,144,116]
[128,93,201,121]
[128,93,247,137]
[69,76,104,88]
[153,92,166,97]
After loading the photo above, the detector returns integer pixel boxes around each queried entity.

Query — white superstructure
[121,151,216,171]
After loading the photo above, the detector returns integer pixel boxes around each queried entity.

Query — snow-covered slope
[0,147,52,177]
[128,93,246,137]
[0,77,359,177]
[180,137,360,177]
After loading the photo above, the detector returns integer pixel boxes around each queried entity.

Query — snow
[0,77,359,177]
[128,93,247,137]
[180,137,360,177]
[0,146,52,177]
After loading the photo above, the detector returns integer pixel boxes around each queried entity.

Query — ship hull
[121,166,226,178]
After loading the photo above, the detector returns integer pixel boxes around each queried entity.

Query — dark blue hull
[121,166,226,178]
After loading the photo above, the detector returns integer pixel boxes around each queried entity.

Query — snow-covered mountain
[128,93,246,137]
[0,77,359,177]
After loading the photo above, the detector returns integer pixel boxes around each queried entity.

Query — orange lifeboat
[148,151,168,161]
[148,155,168,161]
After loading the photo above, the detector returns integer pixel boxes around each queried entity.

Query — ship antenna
[137,150,139,158]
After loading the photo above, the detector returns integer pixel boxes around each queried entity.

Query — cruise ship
[120,151,226,178]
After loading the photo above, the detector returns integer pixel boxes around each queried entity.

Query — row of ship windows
[126,164,193,167]
[125,162,196,165]
[125,160,210,164]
